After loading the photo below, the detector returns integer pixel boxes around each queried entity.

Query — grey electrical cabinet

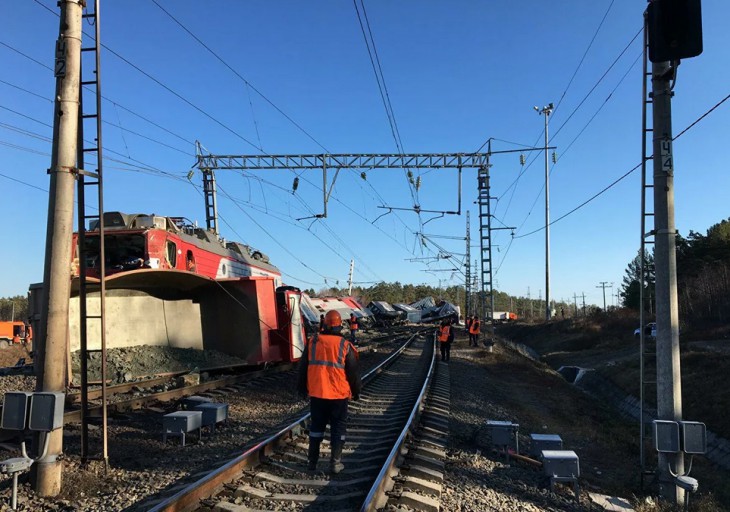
[29,392,65,432]
[530,433,563,458]
[542,450,580,478]
[1,392,33,431]
[654,420,680,453]
[681,421,707,455]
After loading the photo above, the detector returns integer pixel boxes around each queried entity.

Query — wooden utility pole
[35,0,83,496]
[596,281,613,311]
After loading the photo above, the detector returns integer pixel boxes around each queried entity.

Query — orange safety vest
[438,325,451,343]
[307,334,355,399]
[350,316,358,330]
[469,320,480,335]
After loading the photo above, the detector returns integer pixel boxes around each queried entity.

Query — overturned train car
[29,212,306,384]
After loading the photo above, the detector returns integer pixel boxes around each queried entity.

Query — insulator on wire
[186,170,195,180]
[407,170,413,179]
[519,154,525,166]
[360,172,367,180]
[415,176,421,190]
[292,177,299,193]
[552,151,557,163]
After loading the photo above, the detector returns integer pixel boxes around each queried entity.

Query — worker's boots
[307,438,321,471]
[330,442,344,474]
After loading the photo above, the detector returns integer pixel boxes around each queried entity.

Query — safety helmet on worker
[325,310,342,327]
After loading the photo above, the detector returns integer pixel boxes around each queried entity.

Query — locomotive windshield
[81,233,146,271]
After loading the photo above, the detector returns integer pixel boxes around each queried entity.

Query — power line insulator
[552,151,557,163]
[360,172,367,180]
[292,177,299,193]
[415,176,421,190]
[519,154,525,166]
[186,170,195,180]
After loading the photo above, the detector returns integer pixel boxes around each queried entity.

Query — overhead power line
[514,90,730,239]
[148,0,329,153]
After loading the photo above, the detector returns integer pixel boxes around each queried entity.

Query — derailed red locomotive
[30,211,306,383]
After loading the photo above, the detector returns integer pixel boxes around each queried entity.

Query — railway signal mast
[643,0,703,505]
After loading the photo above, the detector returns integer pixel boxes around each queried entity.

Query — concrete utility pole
[581,293,586,317]
[652,58,684,503]
[573,293,579,317]
[347,259,355,296]
[596,281,613,311]
[35,0,83,496]
[535,103,554,321]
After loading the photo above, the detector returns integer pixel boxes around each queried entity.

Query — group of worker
[435,314,481,362]
[298,310,482,475]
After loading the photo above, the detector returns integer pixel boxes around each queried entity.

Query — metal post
[347,259,354,296]
[536,104,554,320]
[35,0,83,496]
[465,211,471,316]
[652,58,684,504]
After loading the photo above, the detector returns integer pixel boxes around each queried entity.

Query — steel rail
[63,364,294,423]
[359,331,438,511]
[147,328,428,512]
[66,360,283,402]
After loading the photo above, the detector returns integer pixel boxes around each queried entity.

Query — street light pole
[536,103,554,320]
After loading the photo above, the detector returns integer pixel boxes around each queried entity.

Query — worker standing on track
[438,319,452,362]
[469,315,481,347]
[298,310,362,474]
[349,312,359,345]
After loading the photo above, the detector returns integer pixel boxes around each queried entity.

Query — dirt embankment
[495,318,730,507]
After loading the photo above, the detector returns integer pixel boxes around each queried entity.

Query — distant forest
[0,296,28,322]
[621,216,730,325]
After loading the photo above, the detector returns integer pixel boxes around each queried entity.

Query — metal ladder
[75,0,108,467]
[477,154,494,327]
[639,17,657,487]
[465,211,471,316]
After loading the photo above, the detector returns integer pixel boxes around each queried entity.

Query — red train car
[29,212,306,383]
[72,212,282,286]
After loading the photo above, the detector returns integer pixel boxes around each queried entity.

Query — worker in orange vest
[438,319,453,362]
[349,313,359,344]
[469,314,481,347]
[298,310,362,474]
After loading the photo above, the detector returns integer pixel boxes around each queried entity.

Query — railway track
[145,327,448,512]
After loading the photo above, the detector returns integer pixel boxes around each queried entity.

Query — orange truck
[0,321,27,347]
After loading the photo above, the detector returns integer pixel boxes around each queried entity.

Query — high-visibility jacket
[438,325,451,343]
[469,320,480,335]
[306,334,356,399]
[350,316,358,330]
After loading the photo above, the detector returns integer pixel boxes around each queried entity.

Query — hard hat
[325,310,342,327]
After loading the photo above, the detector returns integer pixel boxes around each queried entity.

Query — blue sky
[1,0,728,307]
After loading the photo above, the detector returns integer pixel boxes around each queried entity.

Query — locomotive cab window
[166,241,177,268]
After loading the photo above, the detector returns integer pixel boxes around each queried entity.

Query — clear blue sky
[1,0,728,308]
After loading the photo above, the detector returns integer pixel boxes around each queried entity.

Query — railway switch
[193,402,229,433]
[163,411,203,446]
[1,392,32,431]
[529,433,562,458]
[541,450,580,500]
